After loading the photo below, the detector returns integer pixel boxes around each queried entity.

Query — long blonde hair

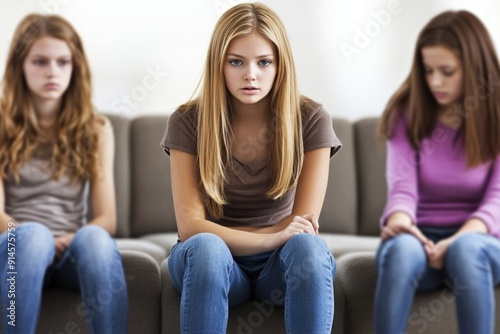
[185,2,303,218]
[0,14,103,183]
[379,10,500,166]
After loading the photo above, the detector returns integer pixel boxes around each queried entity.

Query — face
[421,45,464,107]
[223,32,277,106]
[23,36,73,103]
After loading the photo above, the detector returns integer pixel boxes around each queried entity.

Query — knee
[16,223,55,259]
[71,225,118,262]
[377,234,426,276]
[446,233,485,271]
[282,234,335,276]
[72,225,114,248]
[183,233,233,273]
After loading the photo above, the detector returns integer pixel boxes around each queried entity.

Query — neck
[437,104,462,129]
[230,95,271,125]
[32,95,62,130]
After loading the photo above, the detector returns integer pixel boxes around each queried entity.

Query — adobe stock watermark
[408,277,467,333]
[213,0,246,17]
[39,0,72,14]
[339,0,407,63]
[109,65,169,117]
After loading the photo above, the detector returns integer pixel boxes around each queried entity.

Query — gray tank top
[4,143,89,236]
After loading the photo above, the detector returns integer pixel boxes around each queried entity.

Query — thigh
[167,234,252,307]
[252,249,285,306]
[446,233,500,285]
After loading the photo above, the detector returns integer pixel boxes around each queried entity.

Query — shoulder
[94,114,114,140]
[161,101,199,155]
[300,96,326,125]
[168,102,198,129]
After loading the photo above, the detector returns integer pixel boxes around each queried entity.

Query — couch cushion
[35,250,160,333]
[115,238,167,265]
[140,232,179,256]
[130,115,177,236]
[336,251,500,333]
[354,118,387,236]
[321,118,358,234]
[320,234,380,258]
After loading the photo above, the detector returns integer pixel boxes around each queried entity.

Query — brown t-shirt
[160,100,342,227]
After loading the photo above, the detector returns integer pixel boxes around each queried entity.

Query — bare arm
[171,147,332,256]
[171,149,283,256]
[247,147,332,234]
[87,117,117,235]
[0,178,15,234]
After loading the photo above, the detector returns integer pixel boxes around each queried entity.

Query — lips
[240,86,260,95]
[44,83,59,90]
[433,92,447,99]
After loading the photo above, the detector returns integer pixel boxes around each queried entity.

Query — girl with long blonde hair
[161,2,341,332]
[0,14,127,333]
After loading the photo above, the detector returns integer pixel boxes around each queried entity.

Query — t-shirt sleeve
[302,105,342,157]
[160,108,197,156]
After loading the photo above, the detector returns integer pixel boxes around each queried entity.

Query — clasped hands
[381,221,454,269]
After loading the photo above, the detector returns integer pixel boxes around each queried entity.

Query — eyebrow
[423,64,457,69]
[29,54,72,58]
[226,53,274,59]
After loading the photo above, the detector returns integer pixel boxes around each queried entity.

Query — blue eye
[58,60,70,66]
[259,60,272,67]
[229,59,242,66]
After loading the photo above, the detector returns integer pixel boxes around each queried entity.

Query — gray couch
[26,115,499,333]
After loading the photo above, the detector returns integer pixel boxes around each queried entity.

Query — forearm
[0,213,15,234]
[386,211,413,227]
[87,214,116,235]
[452,218,488,239]
[179,218,278,256]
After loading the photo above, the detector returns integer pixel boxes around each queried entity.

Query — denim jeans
[167,232,335,333]
[374,227,500,334]
[0,223,128,334]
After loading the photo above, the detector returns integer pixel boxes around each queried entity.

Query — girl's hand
[381,220,433,248]
[428,237,454,269]
[54,233,75,259]
[267,214,319,250]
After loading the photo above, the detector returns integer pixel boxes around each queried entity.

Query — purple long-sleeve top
[380,113,500,238]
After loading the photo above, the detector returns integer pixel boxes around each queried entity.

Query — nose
[430,73,442,87]
[244,64,256,82]
[45,61,58,77]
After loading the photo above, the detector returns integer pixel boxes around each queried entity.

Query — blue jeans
[0,223,128,334]
[374,227,500,334]
[167,233,335,333]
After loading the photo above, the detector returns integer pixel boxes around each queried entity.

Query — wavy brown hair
[379,10,500,166]
[177,3,303,219]
[0,14,103,183]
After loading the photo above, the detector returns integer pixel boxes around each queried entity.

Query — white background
[1,0,499,121]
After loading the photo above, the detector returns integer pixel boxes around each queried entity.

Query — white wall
[1,0,499,120]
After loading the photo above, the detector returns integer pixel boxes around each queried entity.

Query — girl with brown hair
[375,10,500,334]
